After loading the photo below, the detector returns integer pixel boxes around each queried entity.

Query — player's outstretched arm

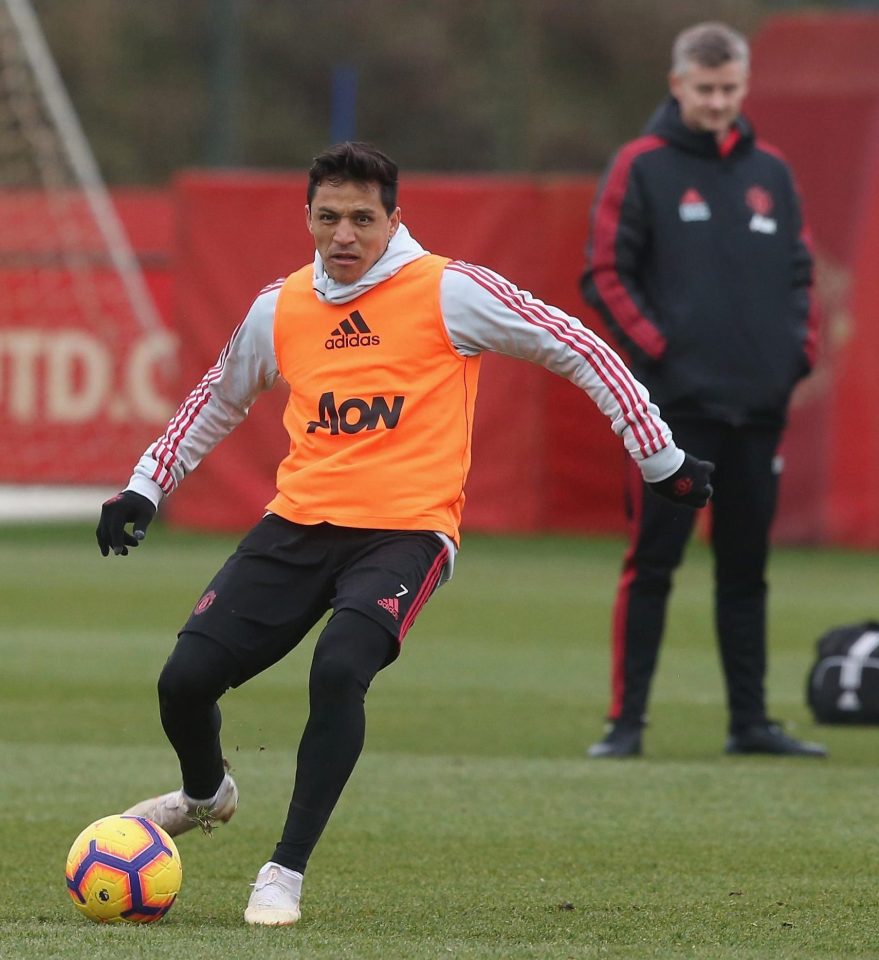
[439,263,683,480]
[96,283,281,558]
[96,491,157,557]
[647,453,714,508]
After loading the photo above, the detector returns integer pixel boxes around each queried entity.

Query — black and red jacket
[581,97,818,427]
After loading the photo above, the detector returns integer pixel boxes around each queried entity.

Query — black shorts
[180,514,450,676]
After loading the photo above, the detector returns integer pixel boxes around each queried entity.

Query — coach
[580,21,825,758]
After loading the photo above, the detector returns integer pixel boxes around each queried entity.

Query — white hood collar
[311,223,428,305]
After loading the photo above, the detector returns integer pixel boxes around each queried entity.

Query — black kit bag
[807,620,879,724]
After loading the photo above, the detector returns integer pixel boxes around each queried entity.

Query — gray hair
[671,22,750,76]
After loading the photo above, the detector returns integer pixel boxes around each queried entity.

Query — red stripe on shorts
[399,546,449,643]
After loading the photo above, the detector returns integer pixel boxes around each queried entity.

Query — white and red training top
[127,224,683,512]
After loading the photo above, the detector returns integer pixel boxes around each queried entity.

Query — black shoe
[724,721,827,757]
[587,722,643,758]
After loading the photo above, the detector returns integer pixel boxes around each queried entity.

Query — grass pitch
[1,522,877,959]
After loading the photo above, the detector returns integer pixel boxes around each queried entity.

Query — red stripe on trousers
[609,458,644,719]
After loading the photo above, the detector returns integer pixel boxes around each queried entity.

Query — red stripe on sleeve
[591,136,667,360]
[800,225,820,367]
[446,261,668,459]
[149,323,243,485]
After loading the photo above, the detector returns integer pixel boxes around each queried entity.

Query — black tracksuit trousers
[608,418,783,733]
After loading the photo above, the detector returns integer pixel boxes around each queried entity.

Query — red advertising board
[0,189,176,484]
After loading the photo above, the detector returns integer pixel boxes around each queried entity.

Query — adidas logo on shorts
[377,597,399,620]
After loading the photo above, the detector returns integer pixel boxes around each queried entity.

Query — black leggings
[157,608,395,873]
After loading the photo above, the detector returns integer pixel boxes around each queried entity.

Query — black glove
[96,491,156,556]
[648,453,714,508]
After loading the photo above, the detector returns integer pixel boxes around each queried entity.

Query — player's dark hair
[671,22,749,75]
[307,142,399,214]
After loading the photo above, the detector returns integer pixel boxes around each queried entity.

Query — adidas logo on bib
[325,310,380,349]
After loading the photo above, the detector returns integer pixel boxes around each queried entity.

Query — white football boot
[123,765,238,837]
[244,862,303,926]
